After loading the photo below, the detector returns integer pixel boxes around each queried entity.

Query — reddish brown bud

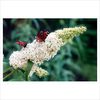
[36,30,49,42]
[16,41,27,47]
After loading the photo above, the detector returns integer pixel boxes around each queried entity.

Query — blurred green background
[3,19,97,81]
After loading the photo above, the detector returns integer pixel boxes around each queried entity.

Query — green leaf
[24,61,33,81]
[9,69,26,81]
[3,62,13,73]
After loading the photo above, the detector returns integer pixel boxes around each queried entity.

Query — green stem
[25,61,33,81]
[3,67,14,74]
[3,70,16,81]
[27,74,31,81]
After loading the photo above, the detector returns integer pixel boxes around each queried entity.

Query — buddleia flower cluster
[9,26,87,78]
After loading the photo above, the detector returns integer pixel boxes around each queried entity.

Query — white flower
[45,32,63,60]
[29,65,49,78]
[9,51,27,69]
[9,26,87,77]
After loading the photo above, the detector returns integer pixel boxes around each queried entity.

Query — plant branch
[3,69,16,81]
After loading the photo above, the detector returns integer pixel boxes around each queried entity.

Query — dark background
[3,19,97,81]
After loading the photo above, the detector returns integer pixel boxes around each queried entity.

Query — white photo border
[0,0,100,100]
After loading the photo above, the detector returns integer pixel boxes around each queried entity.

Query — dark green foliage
[3,19,97,81]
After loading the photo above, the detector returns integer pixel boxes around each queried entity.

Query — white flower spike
[9,26,87,77]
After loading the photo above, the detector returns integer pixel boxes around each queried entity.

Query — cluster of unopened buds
[9,26,87,78]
